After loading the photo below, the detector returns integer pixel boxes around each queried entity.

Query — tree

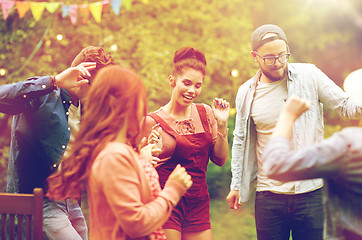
[0,0,256,192]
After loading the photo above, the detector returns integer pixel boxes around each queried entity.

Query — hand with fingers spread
[212,98,230,129]
[55,62,97,90]
[167,164,193,190]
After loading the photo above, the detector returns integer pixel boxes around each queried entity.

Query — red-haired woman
[143,47,230,240]
[46,65,192,240]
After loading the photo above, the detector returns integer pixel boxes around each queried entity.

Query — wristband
[49,75,58,89]
[217,128,229,141]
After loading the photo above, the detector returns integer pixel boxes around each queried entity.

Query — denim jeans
[255,188,324,240]
[43,199,88,240]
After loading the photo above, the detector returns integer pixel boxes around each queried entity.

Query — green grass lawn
[210,198,257,240]
[82,194,258,239]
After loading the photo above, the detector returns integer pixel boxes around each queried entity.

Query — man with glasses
[226,24,362,240]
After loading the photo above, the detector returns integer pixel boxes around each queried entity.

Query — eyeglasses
[254,51,290,66]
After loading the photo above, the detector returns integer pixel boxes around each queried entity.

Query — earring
[169,75,175,87]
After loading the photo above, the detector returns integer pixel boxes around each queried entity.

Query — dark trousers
[255,188,324,240]
[342,229,362,240]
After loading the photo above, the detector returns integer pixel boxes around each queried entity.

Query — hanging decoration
[111,0,121,15]
[69,4,78,25]
[89,1,103,23]
[15,1,30,18]
[30,2,46,21]
[79,4,90,24]
[45,2,60,13]
[0,0,144,24]
[1,0,14,20]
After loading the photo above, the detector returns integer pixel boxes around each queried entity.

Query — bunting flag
[15,1,30,19]
[45,2,60,13]
[69,4,77,25]
[62,4,69,17]
[89,2,102,23]
[30,2,45,21]
[1,0,14,20]
[0,0,145,23]
[79,4,89,24]
[102,0,110,13]
[111,0,121,15]
[123,0,132,11]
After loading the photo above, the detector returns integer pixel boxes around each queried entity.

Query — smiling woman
[142,46,231,240]
[169,68,203,108]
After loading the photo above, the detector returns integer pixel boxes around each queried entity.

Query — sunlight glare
[231,69,239,78]
[343,69,362,105]
[0,68,6,76]
[56,34,63,41]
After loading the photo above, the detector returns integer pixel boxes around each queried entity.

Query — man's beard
[261,64,288,82]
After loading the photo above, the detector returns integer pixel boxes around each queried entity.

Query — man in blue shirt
[0,46,115,239]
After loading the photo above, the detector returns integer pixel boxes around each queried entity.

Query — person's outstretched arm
[0,62,95,114]
[264,95,346,181]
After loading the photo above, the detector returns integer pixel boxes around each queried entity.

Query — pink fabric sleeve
[96,150,184,238]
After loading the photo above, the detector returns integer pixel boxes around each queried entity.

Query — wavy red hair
[46,65,147,200]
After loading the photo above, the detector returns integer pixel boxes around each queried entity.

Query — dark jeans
[255,188,324,240]
[342,229,362,240]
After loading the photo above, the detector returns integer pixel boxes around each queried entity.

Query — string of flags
[0,0,148,24]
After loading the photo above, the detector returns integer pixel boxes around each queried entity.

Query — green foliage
[207,114,235,199]
[324,124,342,139]
[251,0,362,90]
[211,198,257,239]
[0,0,256,192]
[0,0,256,111]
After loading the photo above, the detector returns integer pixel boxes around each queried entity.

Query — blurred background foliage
[1,0,361,238]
